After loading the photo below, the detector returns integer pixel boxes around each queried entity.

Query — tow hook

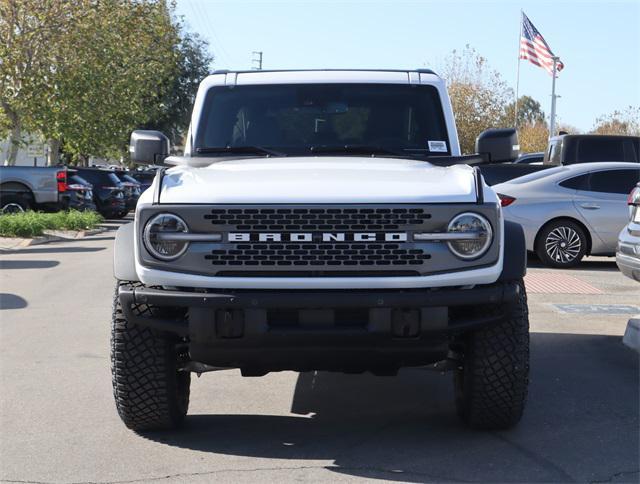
[428,350,463,373]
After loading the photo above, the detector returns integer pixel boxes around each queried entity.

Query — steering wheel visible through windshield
[194,83,451,158]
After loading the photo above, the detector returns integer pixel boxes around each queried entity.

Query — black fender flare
[113,222,139,282]
[498,220,527,281]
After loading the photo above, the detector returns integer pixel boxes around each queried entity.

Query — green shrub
[0,210,104,238]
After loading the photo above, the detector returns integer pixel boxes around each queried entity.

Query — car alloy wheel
[545,226,582,264]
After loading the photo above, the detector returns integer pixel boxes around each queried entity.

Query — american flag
[520,13,564,76]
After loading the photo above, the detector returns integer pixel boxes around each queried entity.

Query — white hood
[158,157,477,204]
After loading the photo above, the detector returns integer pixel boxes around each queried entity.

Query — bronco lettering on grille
[228,232,409,242]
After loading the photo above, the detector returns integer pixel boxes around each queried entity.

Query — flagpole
[514,9,523,128]
[549,57,558,138]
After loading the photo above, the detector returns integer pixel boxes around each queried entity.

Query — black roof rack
[210,68,439,76]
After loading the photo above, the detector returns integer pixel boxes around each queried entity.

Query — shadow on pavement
[0,246,105,255]
[0,293,27,310]
[82,235,116,242]
[145,333,639,483]
[527,258,619,272]
[100,218,133,228]
[0,260,59,270]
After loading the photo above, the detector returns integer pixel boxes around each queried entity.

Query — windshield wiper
[309,145,403,157]
[196,146,286,157]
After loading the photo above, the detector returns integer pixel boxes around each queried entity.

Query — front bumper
[118,281,521,372]
[617,226,640,282]
[616,252,640,282]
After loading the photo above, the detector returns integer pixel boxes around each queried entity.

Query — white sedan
[493,162,640,268]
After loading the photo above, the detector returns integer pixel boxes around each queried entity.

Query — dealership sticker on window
[428,140,447,152]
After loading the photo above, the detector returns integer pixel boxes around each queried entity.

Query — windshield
[195,83,450,157]
[70,175,91,186]
[121,174,140,185]
[105,173,122,186]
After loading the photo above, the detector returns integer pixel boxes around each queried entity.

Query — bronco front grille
[204,242,431,267]
[202,207,432,271]
[204,207,431,231]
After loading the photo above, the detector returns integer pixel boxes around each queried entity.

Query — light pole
[549,56,559,138]
[252,51,263,70]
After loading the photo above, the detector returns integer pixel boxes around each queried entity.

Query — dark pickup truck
[479,134,640,186]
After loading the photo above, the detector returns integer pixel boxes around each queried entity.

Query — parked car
[480,134,640,186]
[494,162,640,268]
[66,172,97,212]
[514,152,544,164]
[112,170,141,214]
[479,162,550,186]
[616,182,640,281]
[129,170,156,192]
[0,166,69,213]
[74,168,126,219]
[544,134,640,165]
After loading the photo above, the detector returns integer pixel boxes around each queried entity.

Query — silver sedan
[493,162,640,268]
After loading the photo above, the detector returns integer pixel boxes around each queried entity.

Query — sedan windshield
[195,83,451,157]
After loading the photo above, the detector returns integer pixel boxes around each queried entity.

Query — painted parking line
[554,304,640,315]
[524,272,603,294]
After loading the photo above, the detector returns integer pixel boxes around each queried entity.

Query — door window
[587,169,640,194]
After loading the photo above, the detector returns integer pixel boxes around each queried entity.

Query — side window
[78,172,95,184]
[625,139,639,163]
[546,142,555,162]
[559,174,590,190]
[549,142,562,163]
[588,169,640,194]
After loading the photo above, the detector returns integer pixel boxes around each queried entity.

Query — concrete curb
[0,227,106,250]
[623,316,640,352]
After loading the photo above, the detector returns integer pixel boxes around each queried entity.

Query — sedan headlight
[446,212,493,259]
[143,213,189,260]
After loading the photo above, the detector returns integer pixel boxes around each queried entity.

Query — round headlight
[143,213,189,261]
[447,212,493,260]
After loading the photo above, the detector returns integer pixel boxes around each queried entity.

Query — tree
[556,123,580,135]
[1,1,181,166]
[501,96,547,153]
[0,0,79,165]
[591,106,640,136]
[143,30,213,148]
[504,95,546,127]
[36,0,179,164]
[518,122,549,152]
[437,45,512,153]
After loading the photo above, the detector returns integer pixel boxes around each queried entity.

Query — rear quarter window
[559,174,590,190]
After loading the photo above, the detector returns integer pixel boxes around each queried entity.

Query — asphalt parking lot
[1,218,638,484]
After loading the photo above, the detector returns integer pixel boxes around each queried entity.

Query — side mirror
[129,130,170,164]
[475,128,520,163]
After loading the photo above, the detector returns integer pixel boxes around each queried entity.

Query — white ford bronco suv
[112,69,529,432]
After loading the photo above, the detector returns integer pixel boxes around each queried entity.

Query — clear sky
[175,0,640,132]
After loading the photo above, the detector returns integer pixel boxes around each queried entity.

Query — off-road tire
[111,281,190,431]
[536,219,587,268]
[454,279,529,430]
